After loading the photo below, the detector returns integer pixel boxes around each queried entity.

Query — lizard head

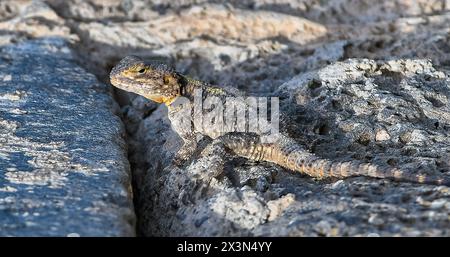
[110,55,183,105]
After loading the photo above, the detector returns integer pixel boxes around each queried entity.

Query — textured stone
[0,1,77,46]
[70,4,328,94]
[0,38,135,236]
[43,0,450,24]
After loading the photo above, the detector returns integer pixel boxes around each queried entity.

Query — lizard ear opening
[163,75,170,85]
[138,68,146,74]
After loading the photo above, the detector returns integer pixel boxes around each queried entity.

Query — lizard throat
[145,93,181,105]
[149,82,186,105]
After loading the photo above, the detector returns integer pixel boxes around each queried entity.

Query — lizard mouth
[109,75,140,92]
[110,74,164,101]
[109,75,125,87]
[110,75,168,104]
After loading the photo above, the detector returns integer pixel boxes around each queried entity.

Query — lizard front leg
[172,134,199,166]
[167,99,199,166]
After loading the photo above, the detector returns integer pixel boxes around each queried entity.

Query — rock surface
[1,0,450,236]
[0,38,135,236]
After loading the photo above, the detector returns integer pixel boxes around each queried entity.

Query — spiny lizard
[110,55,450,186]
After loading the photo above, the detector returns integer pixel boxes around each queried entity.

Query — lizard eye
[138,68,146,74]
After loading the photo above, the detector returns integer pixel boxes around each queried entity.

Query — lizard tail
[220,133,450,186]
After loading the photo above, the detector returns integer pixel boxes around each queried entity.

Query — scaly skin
[110,55,450,186]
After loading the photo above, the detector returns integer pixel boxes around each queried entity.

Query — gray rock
[43,0,450,25]
[0,38,135,236]
[279,58,450,174]
[0,1,77,46]
[69,3,328,94]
